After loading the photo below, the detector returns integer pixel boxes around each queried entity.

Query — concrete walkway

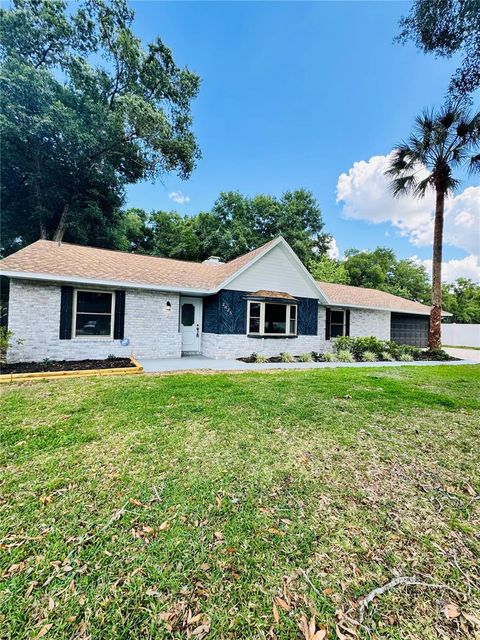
[444,347,480,363]
[139,354,478,373]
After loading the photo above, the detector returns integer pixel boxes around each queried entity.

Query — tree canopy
[442,278,480,323]
[342,248,432,303]
[117,189,330,266]
[0,0,200,254]
[309,256,349,284]
[397,0,480,99]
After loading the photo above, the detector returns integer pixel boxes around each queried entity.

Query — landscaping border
[0,356,144,384]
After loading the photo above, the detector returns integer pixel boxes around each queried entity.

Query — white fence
[442,323,480,348]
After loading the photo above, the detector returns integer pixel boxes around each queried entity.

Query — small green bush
[337,349,355,363]
[298,352,313,362]
[0,327,24,364]
[333,336,354,353]
[361,351,377,362]
[280,352,294,363]
[41,357,54,370]
[399,353,413,362]
[426,347,451,361]
[381,351,395,361]
[254,353,267,363]
[351,336,386,359]
[322,352,337,362]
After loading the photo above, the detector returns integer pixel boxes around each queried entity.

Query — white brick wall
[350,308,391,340]
[7,279,181,363]
[202,307,392,359]
[6,280,393,363]
[201,333,321,359]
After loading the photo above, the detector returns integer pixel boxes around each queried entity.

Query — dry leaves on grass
[157,602,211,639]
[34,624,53,639]
[445,603,461,619]
[299,615,326,640]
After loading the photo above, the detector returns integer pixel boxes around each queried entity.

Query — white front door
[180,297,202,353]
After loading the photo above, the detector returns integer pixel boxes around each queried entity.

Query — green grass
[1,366,479,639]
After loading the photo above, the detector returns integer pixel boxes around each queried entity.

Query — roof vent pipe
[202,256,223,265]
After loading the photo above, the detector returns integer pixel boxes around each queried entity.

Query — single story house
[0,237,442,363]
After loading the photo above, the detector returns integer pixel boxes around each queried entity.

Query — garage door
[390,313,428,347]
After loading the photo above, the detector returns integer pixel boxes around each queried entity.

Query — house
[0,237,441,363]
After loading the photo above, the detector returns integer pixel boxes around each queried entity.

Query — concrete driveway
[444,347,480,363]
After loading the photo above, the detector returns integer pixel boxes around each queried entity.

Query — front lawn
[1,366,479,639]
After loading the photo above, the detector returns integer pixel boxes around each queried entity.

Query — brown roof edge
[0,237,285,292]
[246,290,298,301]
[316,280,452,316]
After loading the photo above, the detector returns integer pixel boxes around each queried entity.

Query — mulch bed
[238,352,458,364]
[238,354,322,363]
[1,358,135,375]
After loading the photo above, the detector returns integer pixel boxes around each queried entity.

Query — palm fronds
[386,105,480,198]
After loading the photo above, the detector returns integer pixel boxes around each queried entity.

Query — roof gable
[224,240,326,300]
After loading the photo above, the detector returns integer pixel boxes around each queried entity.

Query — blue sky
[126,1,479,280]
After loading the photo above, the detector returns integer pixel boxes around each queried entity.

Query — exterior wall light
[166,301,172,312]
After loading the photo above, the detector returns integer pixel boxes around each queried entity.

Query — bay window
[247,300,297,336]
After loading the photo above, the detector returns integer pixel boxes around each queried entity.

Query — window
[181,303,195,327]
[326,308,350,340]
[247,301,297,336]
[74,290,114,337]
[330,310,345,338]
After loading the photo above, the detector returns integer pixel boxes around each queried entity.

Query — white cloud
[327,237,340,260]
[336,153,480,259]
[168,191,190,205]
[412,254,480,283]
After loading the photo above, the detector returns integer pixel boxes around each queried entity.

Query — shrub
[351,336,386,359]
[298,352,313,362]
[381,351,395,361]
[322,352,337,362]
[383,341,420,360]
[333,336,354,353]
[280,352,294,363]
[402,345,422,360]
[106,353,117,361]
[254,353,267,363]
[399,353,413,362]
[0,327,24,364]
[41,357,54,370]
[361,351,377,362]
[426,347,451,361]
[337,349,355,363]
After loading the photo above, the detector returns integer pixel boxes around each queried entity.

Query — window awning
[245,290,298,303]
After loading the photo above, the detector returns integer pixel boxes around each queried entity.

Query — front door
[180,297,202,353]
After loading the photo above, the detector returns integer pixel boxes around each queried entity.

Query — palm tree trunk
[429,188,444,349]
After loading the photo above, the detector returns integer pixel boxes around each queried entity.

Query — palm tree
[386,105,479,349]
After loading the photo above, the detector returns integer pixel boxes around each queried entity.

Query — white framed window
[73,289,114,338]
[247,300,298,336]
[326,308,350,339]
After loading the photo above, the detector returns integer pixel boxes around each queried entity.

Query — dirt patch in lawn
[1,357,135,375]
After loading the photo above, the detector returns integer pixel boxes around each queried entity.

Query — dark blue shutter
[59,286,73,339]
[113,290,126,340]
[297,299,318,335]
[325,308,331,340]
[345,309,350,336]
